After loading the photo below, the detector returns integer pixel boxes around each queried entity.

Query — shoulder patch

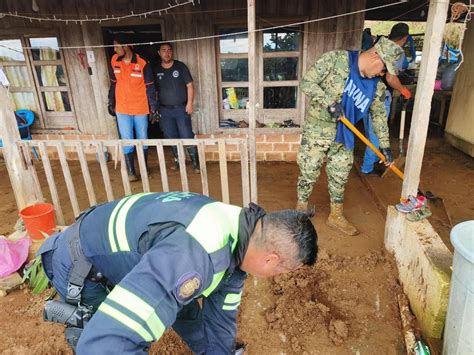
[175,272,202,302]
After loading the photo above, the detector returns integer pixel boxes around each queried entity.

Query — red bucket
[19,203,56,240]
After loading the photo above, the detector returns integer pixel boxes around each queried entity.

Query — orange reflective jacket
[109,53,156,115]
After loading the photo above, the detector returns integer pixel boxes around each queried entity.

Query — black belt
[66,206,109,304]
[160,103,186,109]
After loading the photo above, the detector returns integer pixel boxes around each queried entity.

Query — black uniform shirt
[154,60,193,106]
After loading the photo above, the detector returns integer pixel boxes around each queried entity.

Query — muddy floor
[1,135,472,354]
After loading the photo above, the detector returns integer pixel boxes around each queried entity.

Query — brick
[265,134,283,142]
[273,143,290,152]
[256,135,265,142]
[205,152,214,161]
[225,144,238,152]
[256,143,273,152]
[283,133,301,142]
[229,134,247,139]
[95,134,109,140]
[256,152,265,161]
[265,152,283,161]
[283,152,297,161]
[62,134,79,140]
[32,134,47,140]
[290,143,301,152]
[205,144,218,152]
[229,152,242,161]
[197,134,212,138]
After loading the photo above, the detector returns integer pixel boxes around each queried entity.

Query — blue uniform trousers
[159,106,197,159]
[361,90,392,173]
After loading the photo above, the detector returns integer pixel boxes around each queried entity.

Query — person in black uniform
[154,42,199,173]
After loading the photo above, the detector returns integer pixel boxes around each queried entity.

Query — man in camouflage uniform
[296,36,404,235]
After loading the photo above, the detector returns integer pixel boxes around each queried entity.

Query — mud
[0,135,471,354]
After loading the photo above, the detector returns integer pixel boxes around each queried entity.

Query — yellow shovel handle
[339,116,405,180]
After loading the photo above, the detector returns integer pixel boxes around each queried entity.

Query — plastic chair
[0,109,39,160]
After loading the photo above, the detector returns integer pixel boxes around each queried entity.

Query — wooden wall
[0,0,366,135]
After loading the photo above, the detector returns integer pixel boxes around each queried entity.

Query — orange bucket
[19,203,56,240]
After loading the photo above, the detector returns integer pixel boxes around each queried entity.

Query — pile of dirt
[260,248,402,353]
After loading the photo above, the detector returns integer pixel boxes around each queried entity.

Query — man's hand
[400,87,411,100]
[186,102,194,115]
[328,102,344,119]
[107,103,116,117]
[380,147,394,166]
[149,110,161,124]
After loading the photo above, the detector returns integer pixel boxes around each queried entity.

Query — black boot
[143,149,149,171]
[124,153,139,182]
[188,146,200,174]
[170,146,179,171]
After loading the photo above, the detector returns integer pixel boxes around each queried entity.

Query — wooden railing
[18,138,252,225]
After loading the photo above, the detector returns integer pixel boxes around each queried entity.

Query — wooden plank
[0,86,41,209]
[119,142,132,196]
[19,142,44,203]
[75,141,97,206]
[56,142,81,218]
[197,141,209,196]
[401,0,450,198]
[247,0,258,203]
[96,142,114,202]
[240,141,250,207]
[177,141,189,192]
[136,142,150,193]
[218,140,230,204]
[156,142,169,192]
[38,142,65,226]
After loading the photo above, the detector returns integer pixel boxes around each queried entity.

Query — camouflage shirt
[300,50,390,148]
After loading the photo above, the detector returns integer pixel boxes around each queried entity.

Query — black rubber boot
[187,146,200,174]
[124,153,139,182]
[143,149,149,170]
[170,146,179,171]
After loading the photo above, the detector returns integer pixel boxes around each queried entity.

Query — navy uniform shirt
[154,60,193,106]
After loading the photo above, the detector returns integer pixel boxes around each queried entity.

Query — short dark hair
[113,33,130,46]
[158,42,173,51]
[389,23,409,41]
[260,210,318,266]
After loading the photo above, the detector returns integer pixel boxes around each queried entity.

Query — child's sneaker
[396,195,427,213]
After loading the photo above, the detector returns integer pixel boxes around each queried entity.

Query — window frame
[0,32,76,130]
[216,23,306,129]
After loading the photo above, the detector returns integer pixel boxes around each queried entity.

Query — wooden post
[247,0,258,203]
[401,0,449,198]
[0,86,42,209]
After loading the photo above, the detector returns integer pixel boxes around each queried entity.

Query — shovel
[381,97,408,178]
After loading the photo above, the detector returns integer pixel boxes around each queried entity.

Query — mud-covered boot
[124,153,139,182]
[326,202,359,236]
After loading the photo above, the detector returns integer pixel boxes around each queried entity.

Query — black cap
[389,23,409,40]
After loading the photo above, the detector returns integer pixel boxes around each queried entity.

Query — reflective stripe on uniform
[222,292,242,311]
[222,304,240,311]
[185,202,241,296]
[224,292,241,304]
[108,193,153,252]
[99,285,166,342]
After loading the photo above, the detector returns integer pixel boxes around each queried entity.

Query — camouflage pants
[296,123,354,203]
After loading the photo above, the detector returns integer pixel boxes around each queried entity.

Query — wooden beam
[56,142,80,218]
[247,0,258,203]
[0,86,42,210]
[401,0,449,198]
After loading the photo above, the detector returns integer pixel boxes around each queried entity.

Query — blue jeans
[116,113,148,154]
[361,91,392,173]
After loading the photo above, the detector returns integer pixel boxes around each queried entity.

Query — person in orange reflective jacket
[108,34,158,182]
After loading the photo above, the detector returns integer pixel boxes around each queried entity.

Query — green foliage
[22,256,50,295]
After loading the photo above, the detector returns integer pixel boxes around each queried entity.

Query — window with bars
[0,35,76,129]
[217,26,303,128]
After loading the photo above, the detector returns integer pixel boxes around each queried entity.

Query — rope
[0,1,406,51]
[0,0,195,23]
